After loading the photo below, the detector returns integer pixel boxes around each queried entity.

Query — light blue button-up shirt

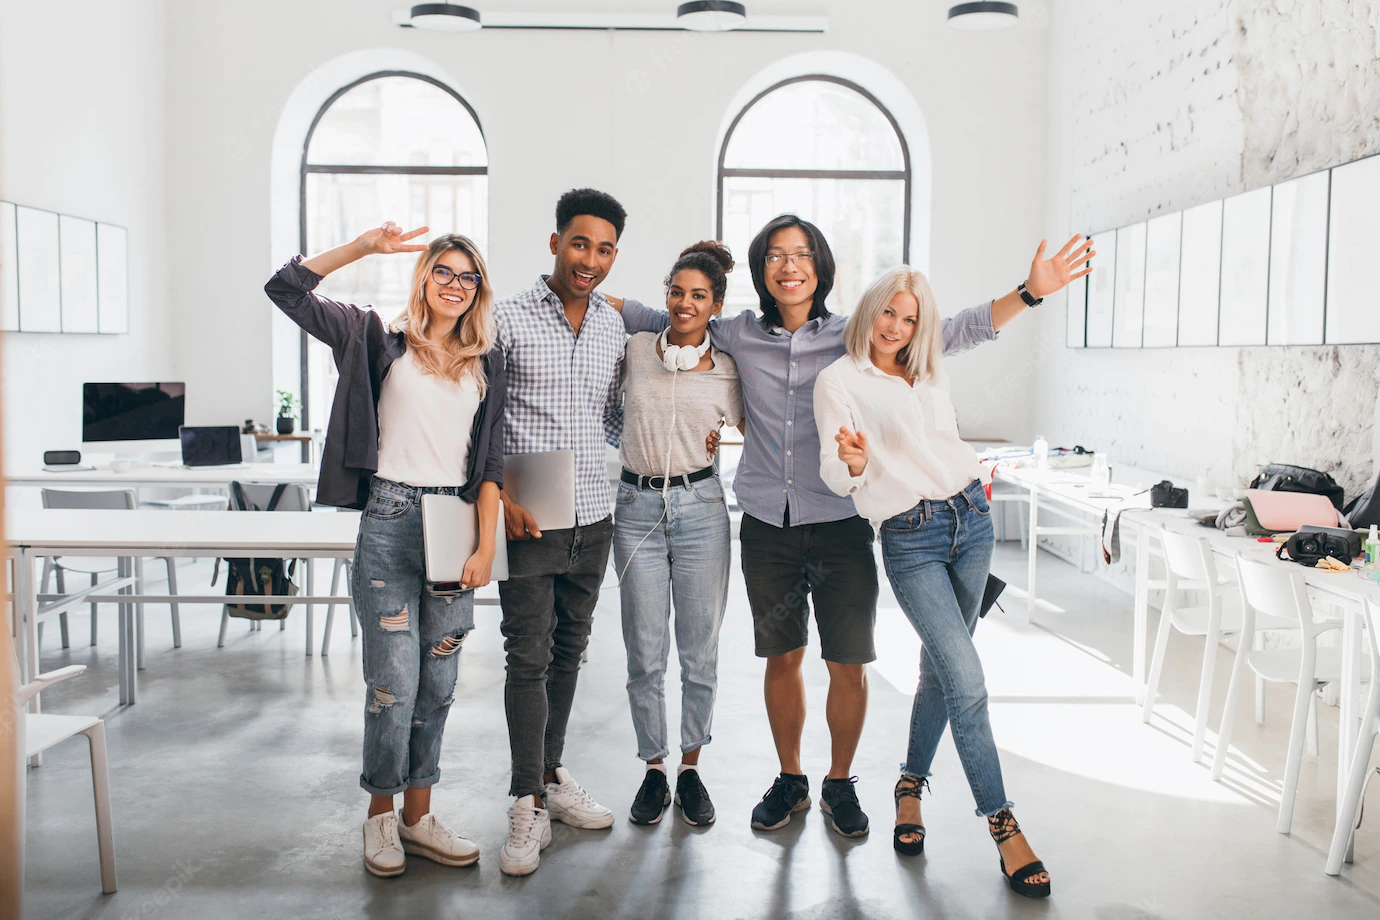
[620,301,997,527]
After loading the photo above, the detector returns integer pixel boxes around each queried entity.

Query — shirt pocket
[927,386,961,436]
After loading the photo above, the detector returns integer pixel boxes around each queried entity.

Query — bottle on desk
[1366,524,1379,567]
[1089,452,1111,489]
[1033,435,1049,470]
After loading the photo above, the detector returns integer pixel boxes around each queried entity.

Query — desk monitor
[179,426,243,467]
[82,382,185,453]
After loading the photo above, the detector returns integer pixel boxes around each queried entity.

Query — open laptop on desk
[179,426,243,467]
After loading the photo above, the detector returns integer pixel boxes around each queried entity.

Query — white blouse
[813,353,981,528]
[376,350,482,487]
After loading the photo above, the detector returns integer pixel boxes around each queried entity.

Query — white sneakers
[500,794,553,877]
[362,812,406,878]
[399,812,481,867]
[364,811,479,877]
[544,767,615,829]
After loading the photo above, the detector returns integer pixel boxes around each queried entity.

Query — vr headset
[1277,525,1364,567]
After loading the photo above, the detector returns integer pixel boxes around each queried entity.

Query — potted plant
[276,390,299,435]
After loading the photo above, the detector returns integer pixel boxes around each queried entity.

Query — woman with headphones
[265,222,505,879]
[613,241,743,829]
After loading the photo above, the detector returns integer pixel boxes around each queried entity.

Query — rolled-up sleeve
[621,298,671,334]
[941,300,997,356]
[813,371,867,498]
[265,256,361,352]
[483,351,507,487]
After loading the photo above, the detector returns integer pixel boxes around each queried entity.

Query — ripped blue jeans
[355,477,475,797]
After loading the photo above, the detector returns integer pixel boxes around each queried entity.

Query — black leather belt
[621,465,716,491]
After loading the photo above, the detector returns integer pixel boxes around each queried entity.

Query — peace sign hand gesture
[835,426,869,478]
[356,221,430,256]
[1024,234,1096,299]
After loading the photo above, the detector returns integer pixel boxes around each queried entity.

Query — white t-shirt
[375,350,482,487]
[813,353,981,527]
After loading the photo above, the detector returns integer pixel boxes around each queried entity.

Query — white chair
[39,489,182,665]
[1326,596,1380,875]
[319,557,359,656]
[1141,529,1294,761]
[19,664,117,893]
[217,483,318,655]
[1212,553,1345,833]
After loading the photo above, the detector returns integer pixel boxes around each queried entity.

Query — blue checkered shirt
[495,277,626,526]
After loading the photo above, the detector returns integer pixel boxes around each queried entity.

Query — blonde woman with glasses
[814,267,1051,899]
[265,222,506,879]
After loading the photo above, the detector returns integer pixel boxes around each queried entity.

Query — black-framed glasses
[764,251,815,266]
[431,266,482,290]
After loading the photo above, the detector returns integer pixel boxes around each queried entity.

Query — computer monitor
[82,382,186,453]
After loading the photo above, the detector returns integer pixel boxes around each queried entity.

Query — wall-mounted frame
[1066,149,1380,348]
[1,200,128,335]
[1065,272,1087,348]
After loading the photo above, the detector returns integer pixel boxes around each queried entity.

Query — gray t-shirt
[618,331,743,477]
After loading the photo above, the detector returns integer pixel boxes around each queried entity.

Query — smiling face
[424,248,478,329]
[871,291,919,362]
[549,213,618,301]
[665,268,721,340]
[763,226,817,312]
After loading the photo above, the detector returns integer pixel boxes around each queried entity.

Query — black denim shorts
[739,512,879,664]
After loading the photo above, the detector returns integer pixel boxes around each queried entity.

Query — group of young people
[265,188,1093,899]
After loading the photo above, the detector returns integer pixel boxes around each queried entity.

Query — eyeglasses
[764,251,815,266]
[431,266,482,290]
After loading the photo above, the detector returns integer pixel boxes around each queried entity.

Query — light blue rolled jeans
[880,478,1012,816]
[613,475,731,761]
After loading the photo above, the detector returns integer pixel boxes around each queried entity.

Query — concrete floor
[20,539,1380,919]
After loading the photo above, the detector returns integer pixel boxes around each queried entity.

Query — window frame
[715,74,913,262]
[296,70,487,430]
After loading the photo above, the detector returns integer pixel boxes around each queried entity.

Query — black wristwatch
[1017,281,1043,307]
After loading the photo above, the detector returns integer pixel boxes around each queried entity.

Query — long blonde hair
[396,234,495,397]
[843,266,945,384]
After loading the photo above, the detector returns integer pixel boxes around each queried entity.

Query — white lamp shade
[677,1,747,32]
[409,3,482,32]
[948,2,1019,31]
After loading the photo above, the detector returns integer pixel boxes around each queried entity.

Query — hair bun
[679,240,734,274]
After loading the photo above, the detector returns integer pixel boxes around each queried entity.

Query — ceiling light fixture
[408,3,482,32]
[676,1,747,32]
[947,2,1019,31]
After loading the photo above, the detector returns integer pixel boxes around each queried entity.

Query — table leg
[1338,604,1361,862]
[1133,521,1150,705]
[117,557,129,705]
[22,550,39,716]
[126,558,137,705]
[1026,486,1040,621]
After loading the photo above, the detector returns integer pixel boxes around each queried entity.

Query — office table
[6,462,320,491]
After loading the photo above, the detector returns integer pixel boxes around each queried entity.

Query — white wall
[0,0,173,469]
[161,0,1051,443]
[1037,0,1380,496]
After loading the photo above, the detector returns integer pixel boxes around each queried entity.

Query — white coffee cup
[111,459,131,473]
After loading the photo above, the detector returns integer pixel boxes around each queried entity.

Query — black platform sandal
[987,808,1051,899]
[892,775,927,856]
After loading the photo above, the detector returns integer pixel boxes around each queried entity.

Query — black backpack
[1250,463,1345,511]
[213,482,299,620]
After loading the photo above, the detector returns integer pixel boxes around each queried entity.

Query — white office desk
[6,462,320,491]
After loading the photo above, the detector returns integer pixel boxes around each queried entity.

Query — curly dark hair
[664,240,734,304]
[747,214,836,327]
[555,187,627,240]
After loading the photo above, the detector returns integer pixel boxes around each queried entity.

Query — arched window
[299,71,487,431]
[717,76,910,314]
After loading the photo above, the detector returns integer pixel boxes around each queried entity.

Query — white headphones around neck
[659,328,711,372]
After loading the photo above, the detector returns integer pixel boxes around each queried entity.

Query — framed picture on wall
[16,205,61,333]
[1177,199,1223,346]
[1218,186,1271,346]
[1085,228,1115,347]
[0,202,17,332]
[1325,153,1380,345]
[1267,170,1328,345]
[1112,222,1146,348]
[1065,271,1087,348]
[1142,212,1182,347]
[59,215,99,334]
[97,222,129,334]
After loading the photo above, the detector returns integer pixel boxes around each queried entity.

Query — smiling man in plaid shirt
[494,188,630,877]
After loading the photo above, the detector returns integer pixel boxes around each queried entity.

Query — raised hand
[356,221,430,256]
[1025,234,1096,299]
[835,426,869,478]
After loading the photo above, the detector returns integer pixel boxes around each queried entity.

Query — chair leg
[82,722,118,893]
[1192,627,1222,763]
[55,567,69,649]
[1326,684,1380,874]
[1211,637,1252,782]
[1141,606,1174,724]
[347,562,358,638]
[90,572,99,646]
[164,557,181,649]
[323,558,345,656]
[1277,677,1317,834]
[218,605,230,648]
[1305,690,1320,758]
[133,557,146,670]
[1254,631,1266,724]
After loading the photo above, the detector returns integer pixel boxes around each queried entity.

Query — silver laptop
[503,450,577,532]
[421,495,510,584]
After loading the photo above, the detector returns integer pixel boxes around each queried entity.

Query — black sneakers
[629,768,671,825]
[674,769,716,826]
[751,773,811,831]
[820,776,870,838]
